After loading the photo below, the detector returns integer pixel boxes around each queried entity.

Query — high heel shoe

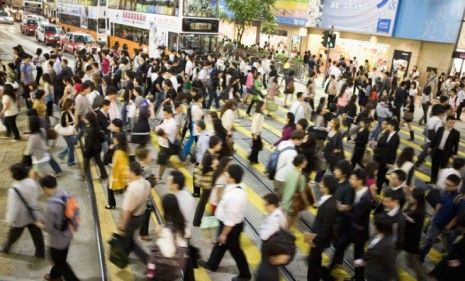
[105,204,115,209]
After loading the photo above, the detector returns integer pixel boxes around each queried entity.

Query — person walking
[106,132,129,209]
[248,101,265,164]
[304,175,338,281]
[39,175,79,281]
[56,99,77,167]
[0,163,45,258]
[201,164,252,281]
[402,188,429,281]
[1,84,21,140]
[82,111,108,180]
[116,161,150,263]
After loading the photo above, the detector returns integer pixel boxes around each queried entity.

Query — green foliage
[222,0,276,43]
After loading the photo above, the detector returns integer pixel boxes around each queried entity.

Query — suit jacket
[374,131,399,164]
[364,235,399,281]
[431,127,460,158]
[95,109,110,134]
[345,190,372,239]
[312,196,337,248]
[353,128,369,150]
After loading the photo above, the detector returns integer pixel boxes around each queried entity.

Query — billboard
[320,0,400,35]
[393,0,465,43]
[274,0,324,26]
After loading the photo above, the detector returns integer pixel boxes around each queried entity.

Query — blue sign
[393,0,465,43]
[377,18,391,33]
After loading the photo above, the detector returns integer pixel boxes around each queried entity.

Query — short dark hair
[322,175,338,195]
[297,118,309,130]
[39,175,57,188]
[351,169,366,182]
[452,158,465,170]
[374,214,393,235]
[290,130,305,140]
[386,118,398,129]
[136,147,150,161]
[293,154,307,167]
[129,161,143,176]
[196,120,206,130]
[10,163,30,181]
[391,169,407,182]
[101,99,111,106]
[111,118,123,128]
[170,170,185,190]
[263,193,280,207]
[384,188,401,202]
[209,135,222,148]
[227,164,243,183]
[446,174,461,186]
[446,115,456,121]
[334,160,352,177]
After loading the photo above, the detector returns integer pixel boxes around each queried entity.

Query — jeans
[182,131,197,158]
[2,224,45,257]
[370,117,384,140]
[49,247,79,281]
[206,89,220,109]
[420,222,442,262]
[58,135,76,165]
[4,115,20,140]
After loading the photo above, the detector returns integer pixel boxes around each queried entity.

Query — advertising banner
[320,0,399,35]
[391,50,412,78]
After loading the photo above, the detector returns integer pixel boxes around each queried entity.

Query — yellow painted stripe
[76,148,135,281]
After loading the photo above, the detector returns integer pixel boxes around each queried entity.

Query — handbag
[109,233,129,269]
[308,126,328,140]
[266,100,278,111]
[403,110,414,121]
[54,123,76,136]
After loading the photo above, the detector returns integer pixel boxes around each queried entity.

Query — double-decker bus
[106,0,219,57]
[56,0,107,43]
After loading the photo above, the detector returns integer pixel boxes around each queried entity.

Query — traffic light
[321,30,329,47]
[328,33,337,48]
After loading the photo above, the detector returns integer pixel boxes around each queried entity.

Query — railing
[78,139,109,281]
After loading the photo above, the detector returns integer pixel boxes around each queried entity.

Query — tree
[221,0,276,44]
[261,20,277,43]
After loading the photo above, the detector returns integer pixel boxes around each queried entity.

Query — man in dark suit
[430,115,460,183]
[330,169,373,281]
[305,175,338,281]
[374,118,400,192]
[356,214,398,281]
[393,82,408,121]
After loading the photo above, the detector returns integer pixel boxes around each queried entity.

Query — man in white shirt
[202,164,252,281]
[415,104,445,167]
[259,193,287,241]
[273,131,305,193]
[437,158,465,190]
[184,55,194,78]
[290,92,306,121]
[117,161,150,263]
[155,105,178,181]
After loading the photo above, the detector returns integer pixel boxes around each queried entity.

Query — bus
[106,0,219,57]
[56,0,107,44]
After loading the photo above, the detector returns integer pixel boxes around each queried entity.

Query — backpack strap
[12,186,36,221]
[276,146,295,173]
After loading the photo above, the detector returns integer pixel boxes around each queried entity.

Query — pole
[448,9,465,75]
[322,26,334,87]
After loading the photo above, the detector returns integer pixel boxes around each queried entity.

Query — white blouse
[221,109,236,132]
[251,112,264,135]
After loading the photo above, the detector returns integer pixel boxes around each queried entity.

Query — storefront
[451,51,465,76]
[107,0,220,57]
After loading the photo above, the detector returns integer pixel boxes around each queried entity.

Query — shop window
[112,23,149,45]
[107,0,179,16]
[59,13,80,28]
[183,0,218,18]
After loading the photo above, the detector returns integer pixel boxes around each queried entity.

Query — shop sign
[452,51,465,59]
[122,11,146,23]
[182,18,219,33]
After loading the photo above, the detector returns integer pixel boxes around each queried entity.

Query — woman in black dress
[350,118,370,169]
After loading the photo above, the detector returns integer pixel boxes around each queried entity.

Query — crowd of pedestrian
[0,41,465,281]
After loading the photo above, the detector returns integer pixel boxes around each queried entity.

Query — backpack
[261,229,296,265]
[92,93,104,109]
[266,146,295,180]
[52,193,80,232]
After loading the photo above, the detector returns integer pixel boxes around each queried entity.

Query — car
[0,11,14,24]
[61,32,100,54]
[36,23,65,46]
[20,17,38,36]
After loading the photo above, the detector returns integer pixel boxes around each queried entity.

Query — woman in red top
[274,112,296,146]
